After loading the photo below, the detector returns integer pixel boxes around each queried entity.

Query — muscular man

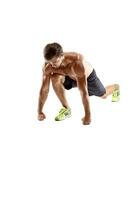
[38,43,120,125]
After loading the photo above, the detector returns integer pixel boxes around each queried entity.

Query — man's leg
[86,70,120,101]
[51,74,70,108]
[51,74,71,121]
[101,84,120,101]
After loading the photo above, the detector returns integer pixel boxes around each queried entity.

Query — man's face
[49,55,64,68]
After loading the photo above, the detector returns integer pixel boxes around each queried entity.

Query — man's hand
[82,116,91,125]
[38,112,46,121]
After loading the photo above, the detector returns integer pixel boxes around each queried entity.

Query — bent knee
[51,74,64,82]
[100,93,107,99]
[50,74,58,80]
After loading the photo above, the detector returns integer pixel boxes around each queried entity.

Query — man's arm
[38,72,51,121]
[73,61,91,125]
[44,63,66,76]
[76,76,91,125]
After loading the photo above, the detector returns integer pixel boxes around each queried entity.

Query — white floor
[0,85,134,200]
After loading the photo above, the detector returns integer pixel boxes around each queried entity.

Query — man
[38,43,120,125]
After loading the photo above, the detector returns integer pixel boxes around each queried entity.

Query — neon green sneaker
[55,107,71,121]
[112,89,120,102]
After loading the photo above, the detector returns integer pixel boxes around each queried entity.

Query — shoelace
[59,108,67,114]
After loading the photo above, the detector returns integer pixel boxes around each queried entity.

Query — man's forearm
[77,76,91,124]
[38,93,48,113]
[82,93,91,116]
[38,74,50,114]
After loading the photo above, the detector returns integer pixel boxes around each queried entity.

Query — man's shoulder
[64,52,84,62]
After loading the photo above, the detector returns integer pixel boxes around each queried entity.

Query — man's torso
[60,52,93,80]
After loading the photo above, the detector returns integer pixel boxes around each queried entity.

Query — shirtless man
[38,43,120,125]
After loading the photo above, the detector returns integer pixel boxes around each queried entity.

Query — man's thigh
[51,74,65,84]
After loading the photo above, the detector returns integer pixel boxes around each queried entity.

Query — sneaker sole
[55,114,72,121]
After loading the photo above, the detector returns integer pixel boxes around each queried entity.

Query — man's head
[43,43,64,67]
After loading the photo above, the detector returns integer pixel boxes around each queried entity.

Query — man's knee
[51,74,60,82]
[51,74,64,87]
[101,93,107,99]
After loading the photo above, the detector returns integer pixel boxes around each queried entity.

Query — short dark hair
[43,42,63,60]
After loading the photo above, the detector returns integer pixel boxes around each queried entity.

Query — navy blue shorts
[63,69,106,97]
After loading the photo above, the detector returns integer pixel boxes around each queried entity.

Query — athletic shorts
[63,69,106,97]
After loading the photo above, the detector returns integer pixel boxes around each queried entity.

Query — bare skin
[38,52,119,125]
[38,74,51,121]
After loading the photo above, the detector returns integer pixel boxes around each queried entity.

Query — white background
[0,0,134,199]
